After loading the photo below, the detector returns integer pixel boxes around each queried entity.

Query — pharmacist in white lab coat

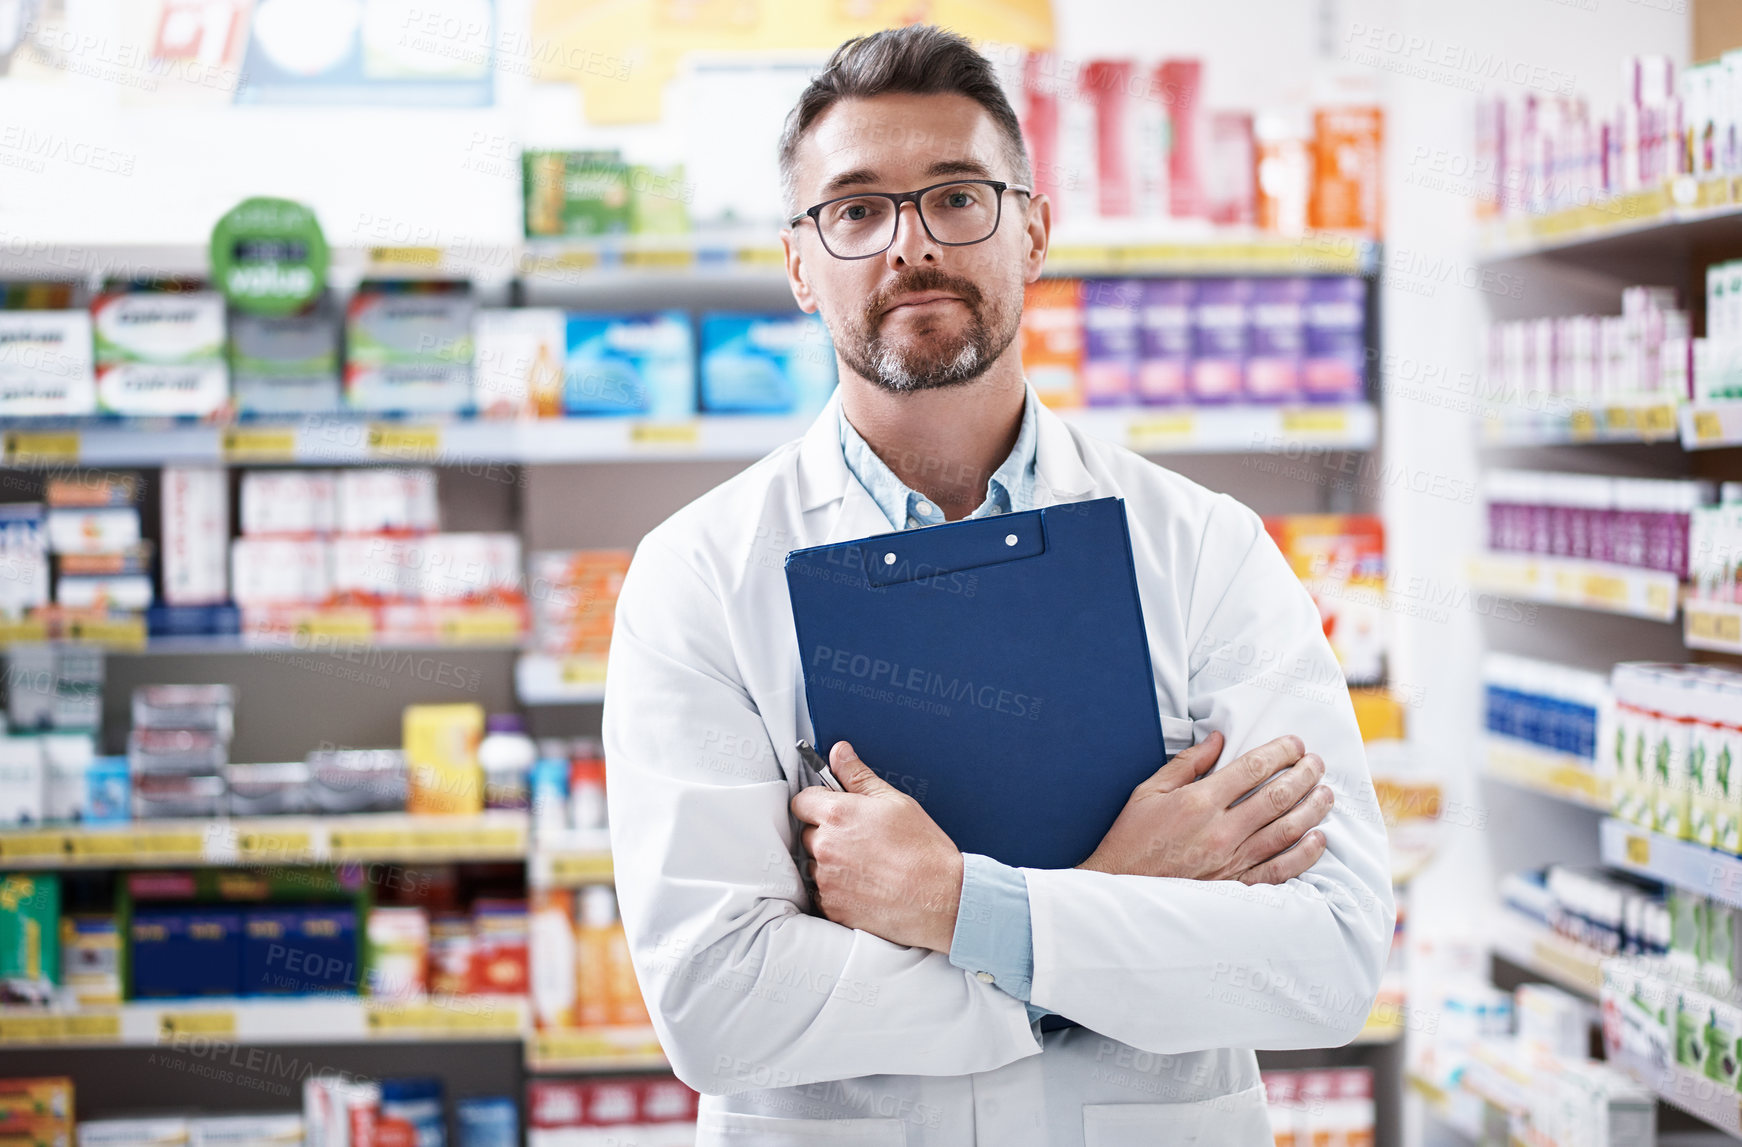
[602,25,1394,1147]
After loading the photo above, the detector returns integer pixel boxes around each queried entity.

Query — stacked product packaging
[1607,662,1742,850]
[1499,865,1668,960]
[1475,53,1723,217]
[1483,654,1610,771]
[0,1076,73,1147]
[527,1077,699,1147]
[1484,470,1713,576]
[232,467,526,643]
[0,646,107,828]
[993,50,1382,235]
[1414,979,1654,1147]
[1689,484,1742,602]
[307,1076,517,1147]
[521,150,690,238]
[531,885,649,1034]
[128,685,232,821]
[1018,276,1367,409]
[0,286,838,420]
[1703,258,1742,402]
[44,472,151,614]
[1482,286,1692,410]
[526,551,630,682]
[1263,515,1387,687]
[1260,1069,1374,1146]
[1603,884,1742,1107]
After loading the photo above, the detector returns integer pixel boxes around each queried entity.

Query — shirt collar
[838,387,1039,531]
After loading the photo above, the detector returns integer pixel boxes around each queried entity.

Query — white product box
[0,504,50,618]
[80,1118,192,1146]
[241,470,337,536]
[45,507,140,555]
[331,535,418,601]
[408,532,523,601]
[188,1114,304,1147]
[0,735,46,824]
[231,538,332,605]
[1517,982,1594,1059]
[162,465,230,605]
[337,468,439,535]
[0,310,96,415]
[474,307,564,417]
[42,732,94,822]
[55,575,153,611]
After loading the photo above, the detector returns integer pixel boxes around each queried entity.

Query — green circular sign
[209,197,329,316]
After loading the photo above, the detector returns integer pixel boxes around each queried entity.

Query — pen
[796,739,845,791]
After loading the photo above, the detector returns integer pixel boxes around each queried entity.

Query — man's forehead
[798,94,1004,188]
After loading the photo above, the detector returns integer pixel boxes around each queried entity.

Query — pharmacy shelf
[526,1025,668,1073]
[1484,737,1610,810]
[1600,818,1742,909]
[0,812,529,868]
[1686,599,1742,655]
[529,833,614,888]
[1491,911,1606,998]
[516,653,607,706]
[1479,175,1742,262]
[1043,232,1377,276]
[0,403,1378,469]
[1466,552,1680,621]
[1480,399,1682,447]
[0,996,531,1049]
[1684,402,1742,451]
[1608,1042,1742,1139]
[1061,402,1376,455]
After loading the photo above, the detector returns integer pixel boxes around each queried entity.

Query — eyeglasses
[788,179,1032,260]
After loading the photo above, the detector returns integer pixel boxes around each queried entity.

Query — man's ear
[1022,192,1052,285]
[781,228,820,314]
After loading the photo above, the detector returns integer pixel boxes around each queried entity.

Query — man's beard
[833,268,1020,393]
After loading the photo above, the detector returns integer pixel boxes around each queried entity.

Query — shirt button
[915,500,934,515]
[976,971,995,983]
[906,517,920,528]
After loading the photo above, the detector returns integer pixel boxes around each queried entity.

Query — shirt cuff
[948,852,1042,1008]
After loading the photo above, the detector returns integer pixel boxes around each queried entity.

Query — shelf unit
[1483,737,1610,810]
[1480,398,1683,447]
[1490,911,1606,998]
[1478,177,1742,262]
[1599,818,1742,909]
[1465,552,1681,621]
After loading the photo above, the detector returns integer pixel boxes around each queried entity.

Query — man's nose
[884,200,938,268]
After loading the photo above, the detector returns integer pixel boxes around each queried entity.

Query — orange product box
[1309,106,1384,236]
[1019,278,1084,409]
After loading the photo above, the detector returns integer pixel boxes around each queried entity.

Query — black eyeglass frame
[787,179,1033,260]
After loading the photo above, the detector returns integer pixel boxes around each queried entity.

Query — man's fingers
[790,787,842,826]
[1203,734,1307,805]
[1237,829,1328,887]
[1232,784,1333,872]
[1146,730,1224,794]
[1231,753,1325,835]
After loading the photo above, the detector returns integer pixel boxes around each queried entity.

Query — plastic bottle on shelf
[531,738,571,838]
[479,713,535,811]
[575,885,615,1028]
[568,737,607,833]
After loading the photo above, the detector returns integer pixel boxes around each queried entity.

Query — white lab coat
[602,382,1395,1147]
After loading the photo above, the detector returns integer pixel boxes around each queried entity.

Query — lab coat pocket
[1159,716,1196,759]
[696,1111,909,1146]
[1081,1083,1271,1146]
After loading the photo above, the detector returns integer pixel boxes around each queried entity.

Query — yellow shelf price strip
[1638,403,1678,439]
[1280,408,1350,436]
[222,427,298,463]
[1689,607,1742,646]
[4,431,80,465]
[158,1011,237,1041]
[0,1012,120,1045]
[1695,409,1728,444]
[1624,833,1651,867]
[368,424,441,460]
[1126,413,1196,452]
[546,851,614,885]
[629,421,700,448]
[366,1000,524,1036]
[1568,409,1598,441]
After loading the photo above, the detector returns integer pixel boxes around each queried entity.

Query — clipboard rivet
[883,552,896,565]
[1005,534,1018,546]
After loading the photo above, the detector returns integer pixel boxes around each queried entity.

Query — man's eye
[844,205,869,221]
[946,193,971,208]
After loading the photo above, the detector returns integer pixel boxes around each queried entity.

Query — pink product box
[161,465,228,607]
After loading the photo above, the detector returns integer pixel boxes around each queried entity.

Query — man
[602,24,1393,1147]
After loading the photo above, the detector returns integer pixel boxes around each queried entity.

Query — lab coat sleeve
[602,534,1043,1097]
[1020,496,1396,1052]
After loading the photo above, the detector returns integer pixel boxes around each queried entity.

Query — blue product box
[563,312,695,417]
[85,756,130,824]
[131,908,242,998]
[699,312,837,414]
[455,1097,517,1147]
[382,1078,446,1147]
[241,905,359,996]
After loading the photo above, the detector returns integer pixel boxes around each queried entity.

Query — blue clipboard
[784,496,1168,871]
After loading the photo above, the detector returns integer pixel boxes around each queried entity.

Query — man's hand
[790,741,963,953]
[1076,731,1332,885]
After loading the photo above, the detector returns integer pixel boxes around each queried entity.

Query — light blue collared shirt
[837,390,1053,1025]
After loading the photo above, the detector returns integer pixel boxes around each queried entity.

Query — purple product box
[1244,278,1307,402]
[1080,279,1143,406]
[1189,278,1250,403]
[1136,280,1194,405]
[1303,277,1368,401]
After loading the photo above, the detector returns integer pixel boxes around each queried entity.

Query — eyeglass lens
[817,183,1001,257]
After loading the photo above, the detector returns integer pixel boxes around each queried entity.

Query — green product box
[630,164,690,235]
[0,873,60,985]
[523,150,632,238]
